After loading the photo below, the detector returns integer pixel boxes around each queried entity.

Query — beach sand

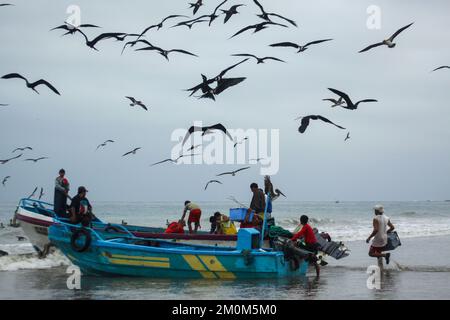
[0,234,449,300]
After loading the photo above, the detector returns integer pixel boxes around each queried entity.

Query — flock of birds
[1,1,449,197]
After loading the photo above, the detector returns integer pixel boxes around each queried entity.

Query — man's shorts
[369,245,386,255]
[188,209,202,224]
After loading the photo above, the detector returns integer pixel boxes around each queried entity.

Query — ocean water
[3,200,450,243]
[1,200,450,299]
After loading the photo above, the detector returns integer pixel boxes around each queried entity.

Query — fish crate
[229,208,254,222]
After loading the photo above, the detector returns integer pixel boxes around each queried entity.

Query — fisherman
[366,204,395,265]
[165,220,185,234]
[54,169,70,217]
[181,201,202,234]
[291,215,321,277]
[69,186,94,227]
[210,212,237,235]
[244,183,266,224]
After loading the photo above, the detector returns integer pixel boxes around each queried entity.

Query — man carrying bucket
[181,201,202,234]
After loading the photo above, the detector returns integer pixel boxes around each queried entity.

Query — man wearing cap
[366,205,395,264]
[54,169,70,217]
[69,186,93,227]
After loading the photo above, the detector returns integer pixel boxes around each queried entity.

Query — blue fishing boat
[14,198,243,254]
[48,221,310,279]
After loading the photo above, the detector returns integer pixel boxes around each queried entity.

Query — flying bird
[77,30,127,51]
[28,187,38,199]
[186,59,249,99]
[0,154,22,165]
[207,0,229,26]
[204,180,223,190]
[122,148,141,157]
[323,97,346,108]
[135,44,198,61]
[252,0,297,27]
[182,123,233,146]
[231,53,284,64]
[230,21,287,39]
[12,147,32,153]
[269,39,333,53]
[51,22,100,36]
[174,18,208,30]
[186,144,202,152]
[199,77,246,100]
[217,167,251,177]
[96,140,114,150]
[2,176,10,187]
[345,132,351,142]
[125,96,148,111]
[0,3,13,7]
[297,115,345,134]
[221,4,245,23]
[138,15,189,38]
[24,157,49,163]
[121,39,154,55]
[38,187,45,200]
[0,103,8,107]
[1,73,60,95]
[359,22,414,53]
[328,88,378,110]
[431,66,450,72]
[189,0,203,15]
[150,153,200,167]
[234,137,248,148]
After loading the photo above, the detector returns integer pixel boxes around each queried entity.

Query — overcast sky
[1,0,450,203]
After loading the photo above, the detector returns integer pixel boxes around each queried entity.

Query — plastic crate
[230,208,254,222]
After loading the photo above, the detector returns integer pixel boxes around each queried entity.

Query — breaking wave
[0,251,70,272]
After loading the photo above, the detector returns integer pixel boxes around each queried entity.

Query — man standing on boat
[366,205,395,265]
[245,183,266,224]
[181,201,202,234]
[54,169,70,217]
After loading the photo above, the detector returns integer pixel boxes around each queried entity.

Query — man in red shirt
[291,215,321,277]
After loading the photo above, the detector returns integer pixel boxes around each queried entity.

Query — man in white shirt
[366,204,395,264]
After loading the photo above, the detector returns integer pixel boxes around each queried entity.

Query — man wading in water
[366,204,395,265]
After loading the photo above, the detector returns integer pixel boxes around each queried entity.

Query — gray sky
[1,0,450,202]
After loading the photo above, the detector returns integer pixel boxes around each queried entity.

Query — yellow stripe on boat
[199,255,236,279]
[182,255,217,279]
[108,258,170,268]
[103,252,169,262]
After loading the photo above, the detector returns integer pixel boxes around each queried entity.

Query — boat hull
[49,223,309,279]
